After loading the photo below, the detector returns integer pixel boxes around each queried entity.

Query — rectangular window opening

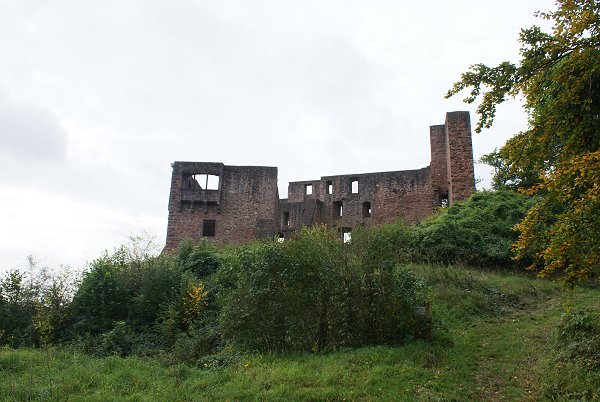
[333,201,343,217]
[193,174,220,190]
[305,184,313,195]
[341,228,352,243]
[362,201,372,218]
[351,180,359,194]
[283,211,290,226]
[440,192,449,208]
[326,181,333,195]
[202,220,216,237]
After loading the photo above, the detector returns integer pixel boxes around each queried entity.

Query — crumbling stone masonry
[163,111,474,251]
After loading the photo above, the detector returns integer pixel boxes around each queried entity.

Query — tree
[447,0,600,286]
[478,149,540,191]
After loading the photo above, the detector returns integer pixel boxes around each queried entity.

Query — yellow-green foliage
[515,151,600,286]
[448,0,600,285]
[181,281,208,325]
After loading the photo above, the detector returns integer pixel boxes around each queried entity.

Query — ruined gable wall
[164,162,278,252]
[219,165,279,242]
[164,162,223,251]
[276,111,474,235]
[366,168,434,226]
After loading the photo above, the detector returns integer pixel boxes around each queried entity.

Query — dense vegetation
[1,191,531,355]
[2,190,599,399]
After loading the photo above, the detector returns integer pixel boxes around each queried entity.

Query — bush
[168,314,225,366]
[539,307,600,400]
[0,260,76,348]
[217,241,301,352]
[179,239,221,278]
[415,191,534,266]
[98,321,136,357]
[217,226,431,353]
[70,251,130,335]
[3,191,535,358]
[0,270,37,347]
[555,308,600,370]
[69,237,219,358]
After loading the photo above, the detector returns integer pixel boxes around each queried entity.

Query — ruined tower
[163,111,474,252]
[429,111,475,205]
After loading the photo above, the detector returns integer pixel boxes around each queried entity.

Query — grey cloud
[0,91,67,163]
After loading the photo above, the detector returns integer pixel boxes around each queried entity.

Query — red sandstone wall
[163,112,474,250]
[445,111,475,203]
[279,168,434,235]
[429,124,449,204]
[164,162,278,252]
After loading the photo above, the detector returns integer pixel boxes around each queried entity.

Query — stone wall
[164,162,279,251]
[279,168,433,235]
[429,124,449,204]
[445,111,475,203]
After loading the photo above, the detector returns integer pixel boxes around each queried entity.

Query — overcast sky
[0,0,555,272]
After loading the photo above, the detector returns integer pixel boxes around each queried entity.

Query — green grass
[1,265,598,401]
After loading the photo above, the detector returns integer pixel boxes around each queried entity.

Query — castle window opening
[326,181,333,195]
[283,211,290,226]
[194,174,220,190]
[362,201,372,218]
[277,232,285,242]
[202,220,216,237]
[333,201,343,217]
[440,192,449,208]
[305,184,313,195]
[351,180,359,194]
[341,228,352,243]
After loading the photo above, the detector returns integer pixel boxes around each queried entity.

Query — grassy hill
[2,264,598,401]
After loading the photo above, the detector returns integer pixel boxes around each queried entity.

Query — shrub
[539,307,600,400]
[128,255,183,330]
[217,226,431,353]
[70,252,130,335]
[554,308,600,370]
[179,239,221,278]
[415,191,534,266]
[0,270,37,347]
[70,238,214,357]
[98,321,136,357]
[217,241,299,352]
[168,313,224,366]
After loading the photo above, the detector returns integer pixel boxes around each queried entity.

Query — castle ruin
[163,111,474,251]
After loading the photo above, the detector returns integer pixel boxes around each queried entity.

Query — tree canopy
[447,0,600,286]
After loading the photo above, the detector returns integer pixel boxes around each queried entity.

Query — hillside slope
[1,265,598,401]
